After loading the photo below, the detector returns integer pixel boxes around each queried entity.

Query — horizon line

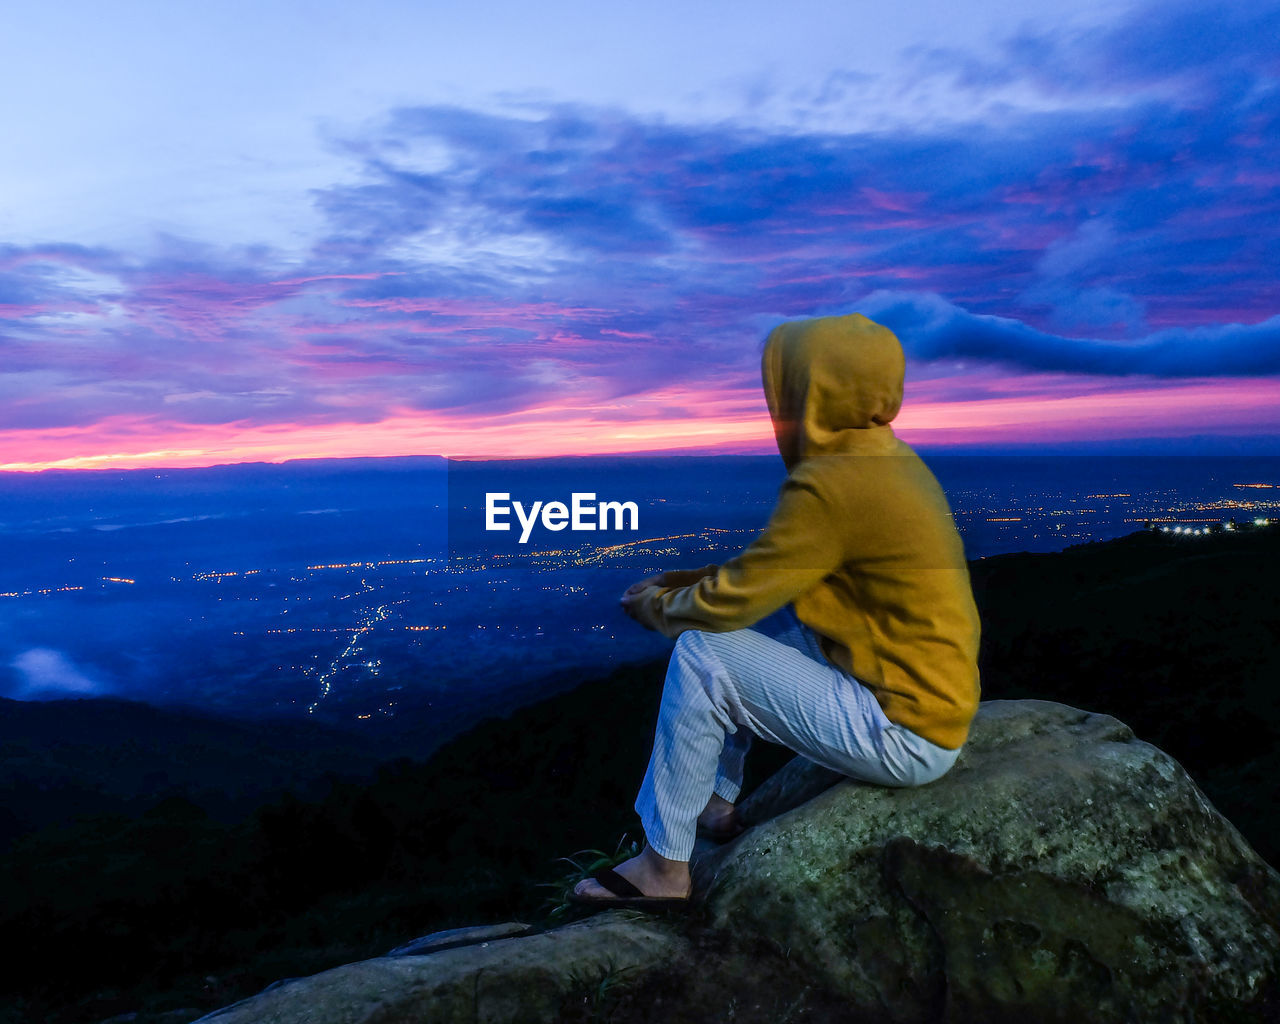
[4,442,1280,476]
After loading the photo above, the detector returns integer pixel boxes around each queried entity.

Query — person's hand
[620,565,717,624]
[620,584,657,622]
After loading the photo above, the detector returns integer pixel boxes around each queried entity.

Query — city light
[4,479,1275,721]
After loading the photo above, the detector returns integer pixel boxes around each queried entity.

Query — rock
[689,699,1280,1021]
[190,911,686,1023]
[385,921,535,957]
[197,700,1280,1023]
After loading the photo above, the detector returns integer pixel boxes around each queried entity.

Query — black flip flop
[568,866,690,911]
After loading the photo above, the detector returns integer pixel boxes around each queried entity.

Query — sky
[1,0,1278,470]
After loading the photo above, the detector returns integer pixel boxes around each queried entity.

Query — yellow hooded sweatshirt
[630,313,981,750]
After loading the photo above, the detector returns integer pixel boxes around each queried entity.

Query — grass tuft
[538,834,642,922]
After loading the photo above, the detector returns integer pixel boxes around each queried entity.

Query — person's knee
[672,629,705,658]
[666,630,739,726]
[670,630,719,691]
[675,626,753,667]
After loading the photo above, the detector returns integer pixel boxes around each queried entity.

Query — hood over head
[761,313,905,470]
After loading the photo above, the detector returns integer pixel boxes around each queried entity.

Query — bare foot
[572,844,691,901]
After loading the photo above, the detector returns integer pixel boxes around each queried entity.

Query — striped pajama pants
[635,604,961,861]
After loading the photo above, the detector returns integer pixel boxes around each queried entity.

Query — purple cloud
[2,0,1278,447]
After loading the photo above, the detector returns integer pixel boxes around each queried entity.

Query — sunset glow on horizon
[4,373,1277,473]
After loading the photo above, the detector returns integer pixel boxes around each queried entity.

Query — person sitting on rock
[571,312,982,908]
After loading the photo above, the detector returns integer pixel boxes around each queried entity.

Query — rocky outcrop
[193,913,686,1023]
[196,700,1280,1023]
[693,699,1280,1022]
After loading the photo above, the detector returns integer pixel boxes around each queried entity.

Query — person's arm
[622,469,848,637]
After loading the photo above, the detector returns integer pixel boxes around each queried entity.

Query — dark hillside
[0,698,393,847]
[971,524,1280,861]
